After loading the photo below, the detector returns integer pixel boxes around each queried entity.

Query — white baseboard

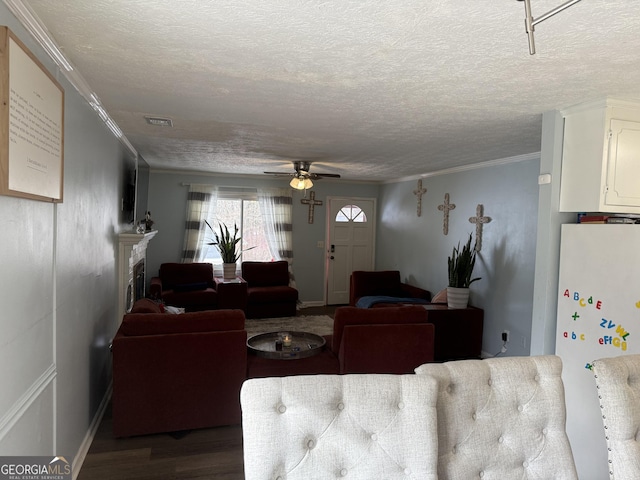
[72,382,112,480]
[298,301,325,308]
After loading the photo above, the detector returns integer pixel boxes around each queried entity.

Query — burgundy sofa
[349,270,432,307]
[241,261,298,318]
[111,299,247,437]
[149,262,218,311]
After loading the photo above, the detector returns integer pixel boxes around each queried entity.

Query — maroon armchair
[349,270,431,307]
[111,299,247,437]
[241,261,298,318]
[149,262,218,311]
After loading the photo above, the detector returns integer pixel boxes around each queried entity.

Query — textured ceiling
[19,0,640,181]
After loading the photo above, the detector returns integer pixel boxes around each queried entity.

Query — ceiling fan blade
[310,173,341,179]
[263,171,295,176]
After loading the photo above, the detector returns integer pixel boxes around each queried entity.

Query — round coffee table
[247,331,326,360]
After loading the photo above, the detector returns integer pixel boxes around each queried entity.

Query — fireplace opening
[133,260,145,303]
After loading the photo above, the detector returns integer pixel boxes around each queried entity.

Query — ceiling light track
[519,0,583,55]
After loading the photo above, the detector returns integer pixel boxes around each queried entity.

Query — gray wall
[376,157,540,357]
[146,171,380,303]
[0,4,132,469]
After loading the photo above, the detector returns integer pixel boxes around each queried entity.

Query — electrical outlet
[502,330,510,343]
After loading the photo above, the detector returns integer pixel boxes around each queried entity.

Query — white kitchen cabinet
[559,97,640,213]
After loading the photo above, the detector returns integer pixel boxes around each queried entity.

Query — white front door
[325,197,376,305]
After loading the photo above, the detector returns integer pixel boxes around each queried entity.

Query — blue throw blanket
[355,295,431,308]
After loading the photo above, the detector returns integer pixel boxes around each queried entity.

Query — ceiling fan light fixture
[290,177,313,190]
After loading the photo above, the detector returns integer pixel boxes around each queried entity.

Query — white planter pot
[447,287,470,309]
[223,263,237,280]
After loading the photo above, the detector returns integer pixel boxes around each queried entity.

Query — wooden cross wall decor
[300,190,323,224]
[413,179,427,217]
[437,193,456,235]
[468,204,492,252]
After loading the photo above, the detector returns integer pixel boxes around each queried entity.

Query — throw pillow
[164,305,186,314]
[130,298,163,314]
[430,288,447,304]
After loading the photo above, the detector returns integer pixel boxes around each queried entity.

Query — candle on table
[283,334,292,347]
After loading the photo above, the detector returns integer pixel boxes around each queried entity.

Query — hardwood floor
[78,404,245,479]
[77,305,339,479]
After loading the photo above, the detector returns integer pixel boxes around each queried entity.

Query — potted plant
[205,221,253,279]
[447,233,481,308]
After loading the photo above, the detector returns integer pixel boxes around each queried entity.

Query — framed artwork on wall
[0,26,65,203]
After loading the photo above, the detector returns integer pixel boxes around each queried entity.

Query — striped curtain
[180,184,217,263]
[257,187,295,287]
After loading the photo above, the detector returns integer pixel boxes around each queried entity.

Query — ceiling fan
[264,161,341,190]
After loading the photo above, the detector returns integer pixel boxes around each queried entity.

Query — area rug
[245,315,333,337]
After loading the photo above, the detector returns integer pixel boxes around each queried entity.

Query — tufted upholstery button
[523,461,529,468]
[446,385,453,393]
[479,471,485,478]
[307,439,315,449]
[277,404,286,414]
[498,436,504,443]
[472,412,477,420]
[488,379,493,386]
[337,402,345,411]
[371,433,378,441]
[452,445,457,454]
[398,401,405,410]
[543,428,548,435]
[404,467,411,475]
[340,468,348,476]
[518,405,524,412]
[534,374,540,381]
[276,476,282,480]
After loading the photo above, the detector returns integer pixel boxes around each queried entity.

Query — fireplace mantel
[118,230,157,319]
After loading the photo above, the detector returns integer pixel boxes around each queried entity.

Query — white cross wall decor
[300,191,323,224]
[413,179,427,217]
[469,204,492,252]
[437,193,456,235]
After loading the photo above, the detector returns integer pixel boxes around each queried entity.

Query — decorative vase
[447,287,470,309]
[223,263,237,280]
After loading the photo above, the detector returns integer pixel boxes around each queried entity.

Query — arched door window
[335,204,367,223]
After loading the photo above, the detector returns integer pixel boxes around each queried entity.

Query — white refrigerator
[555,223,640,480]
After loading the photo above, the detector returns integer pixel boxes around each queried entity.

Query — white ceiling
[18,0,640,182]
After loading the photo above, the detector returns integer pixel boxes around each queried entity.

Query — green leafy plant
[447,233,481,288]
[205,221,254,264]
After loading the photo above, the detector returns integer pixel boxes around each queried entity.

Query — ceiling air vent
[144,116,173,127]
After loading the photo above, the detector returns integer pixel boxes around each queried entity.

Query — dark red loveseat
[111,299,247,437]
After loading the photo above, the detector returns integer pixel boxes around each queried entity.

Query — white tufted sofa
[414,355,578,480]
[241,355,578,480]
[592,354,640,480]
[241,374,439,480]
